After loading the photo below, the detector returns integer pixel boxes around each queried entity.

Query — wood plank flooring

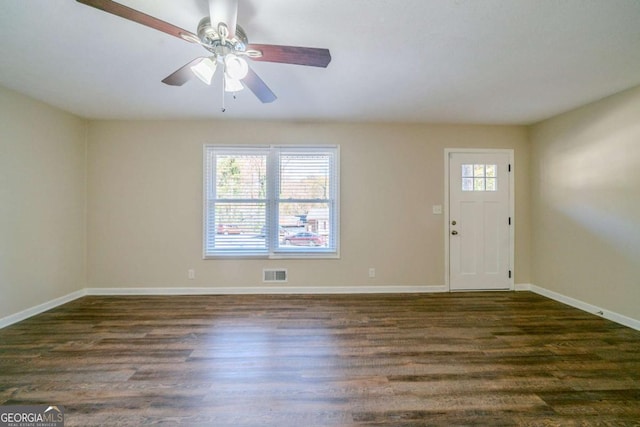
[1,292,639,426]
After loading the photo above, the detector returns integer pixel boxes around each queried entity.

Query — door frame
[443,148,515,292]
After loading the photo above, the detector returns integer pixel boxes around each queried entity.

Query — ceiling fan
[76,0,332,104]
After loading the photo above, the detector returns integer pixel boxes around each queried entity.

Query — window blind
[204,145,339,258]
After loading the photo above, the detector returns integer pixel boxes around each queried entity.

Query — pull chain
[221,76,226,113]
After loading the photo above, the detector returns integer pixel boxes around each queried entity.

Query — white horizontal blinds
[204,145,338,257]
[204,146,269,256]
[276,147,337,252]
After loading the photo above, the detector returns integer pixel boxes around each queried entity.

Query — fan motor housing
[197,17,248,55]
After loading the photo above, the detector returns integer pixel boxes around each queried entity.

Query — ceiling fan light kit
[76,0,332,109]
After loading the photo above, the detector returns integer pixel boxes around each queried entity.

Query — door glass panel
[462,164,498,192]
[474,178,485,191]
[462,178,474,191]
[473,164,485,177]
[486,178,497,191]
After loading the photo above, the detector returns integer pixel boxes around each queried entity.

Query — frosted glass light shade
[224,76,244,92]
[191,57,217,85]
[224,54,249,80]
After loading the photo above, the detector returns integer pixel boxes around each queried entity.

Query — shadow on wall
[546,120,640,262]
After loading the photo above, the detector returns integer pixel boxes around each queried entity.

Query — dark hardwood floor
[1,292,639,426]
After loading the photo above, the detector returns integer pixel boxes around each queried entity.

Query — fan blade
[162,57,206,86]
[209,0,238,39]
[76,0,199,43]
[248,44,331,68]
[242,66,277,103]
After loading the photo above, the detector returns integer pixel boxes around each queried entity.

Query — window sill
[203,252,340,260]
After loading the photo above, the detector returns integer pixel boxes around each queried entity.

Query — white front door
[448,151,513,291]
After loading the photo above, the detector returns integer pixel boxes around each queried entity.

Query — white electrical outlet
[432,205,443,215]
[368,268,376,278]
[188,269,195,280]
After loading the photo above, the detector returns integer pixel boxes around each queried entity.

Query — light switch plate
[432,205,443,215]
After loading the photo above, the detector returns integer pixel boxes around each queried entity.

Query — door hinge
[508,270,512,279]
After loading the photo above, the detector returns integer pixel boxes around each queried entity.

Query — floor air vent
[263,269,288,283]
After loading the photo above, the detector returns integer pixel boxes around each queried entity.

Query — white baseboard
[0,289,87,329]
[517,283,640,331]
[514,283,532,291]
[86,285,447,296]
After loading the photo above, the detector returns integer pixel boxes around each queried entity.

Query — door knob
[451,230,458,235]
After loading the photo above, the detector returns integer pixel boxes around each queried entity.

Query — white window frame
[203,144,340,259]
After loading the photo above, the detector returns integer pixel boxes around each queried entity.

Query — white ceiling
[1,0,639,125]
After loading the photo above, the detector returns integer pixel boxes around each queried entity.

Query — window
[461,164,497,192]
[204,145,339,258]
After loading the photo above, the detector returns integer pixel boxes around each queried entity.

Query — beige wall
[87,120,530,289]
[5,78,639,322]
[0,86,87,319]
[530,85,640,320]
